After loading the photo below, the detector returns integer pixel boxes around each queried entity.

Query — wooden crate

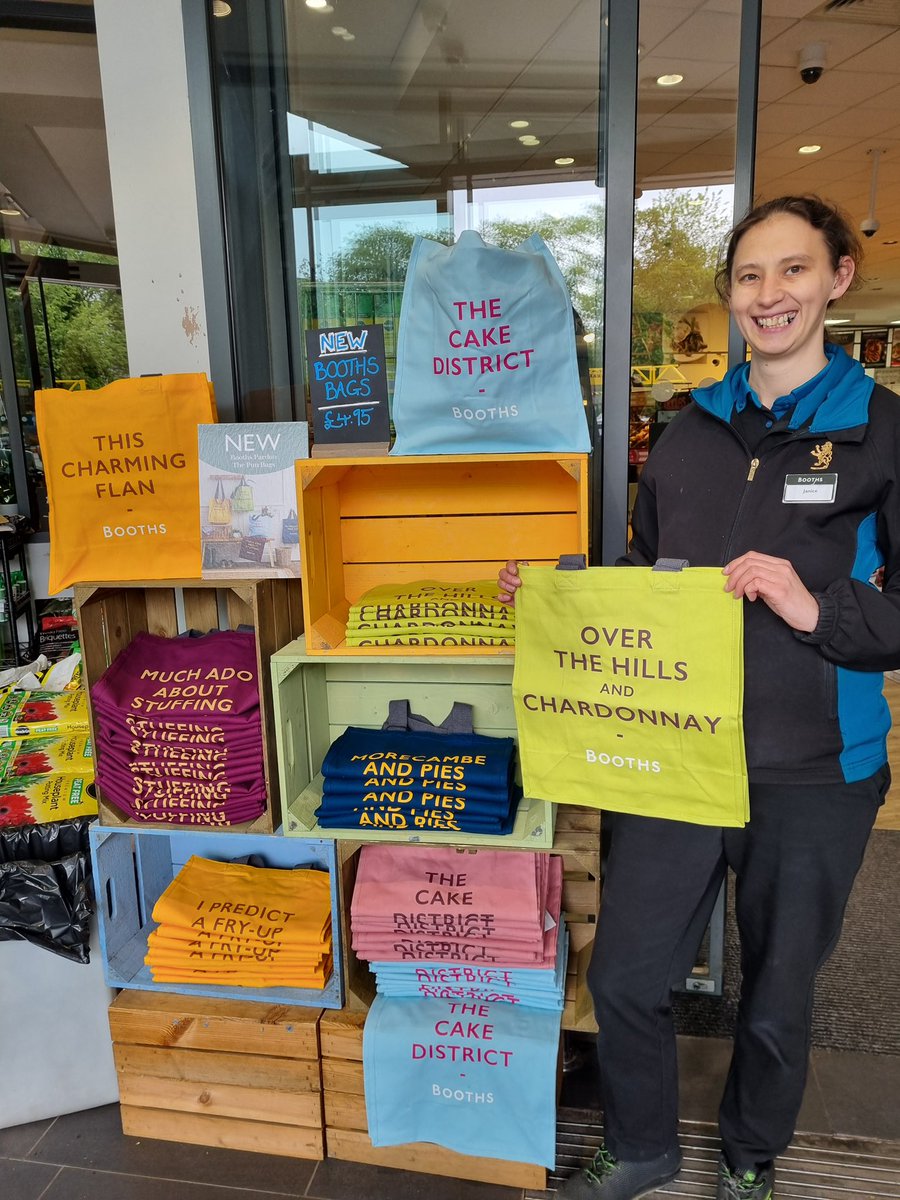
[75,578,303,833]
[271,639,555,849]
[319,1011,546,1189]
[108,990,324,1159]
[90,825,344,1009]
[555,806,600,1033]
[270,641,601,1027]
[333,822,599,1029]
[296,453,588,654]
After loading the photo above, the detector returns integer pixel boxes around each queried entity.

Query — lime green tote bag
[512,565,748,827]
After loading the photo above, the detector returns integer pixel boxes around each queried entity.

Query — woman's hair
[714,194,863,304]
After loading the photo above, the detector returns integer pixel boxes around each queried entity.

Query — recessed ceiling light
[656,73,683,87]
[798,144,821,155]
[306,0,329,7]
[519,135,541,147]
[509,120,530,129]
[0,195,21,216]
[555,156,575,166]
[211,0,232,15]
[341,31,355,39]
[332,25,347,34]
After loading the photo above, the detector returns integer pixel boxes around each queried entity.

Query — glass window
[629,1,739,517]
[0,12,125,530]
[210,0,607,494]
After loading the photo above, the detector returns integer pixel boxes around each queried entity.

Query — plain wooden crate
[75,578,303,833]
[295,453,588,654]
[108,990,324,1159]
[319,1010,546,1189]
[271,639,555,849]
[555,805,600,1033]
[90,825,344,1009]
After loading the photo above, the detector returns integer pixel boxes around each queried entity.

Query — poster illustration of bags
[198,422,309,578]
[512,565,749,827]
[363,993,560,1167]
[36,374,217,593]
[391,230,591,455]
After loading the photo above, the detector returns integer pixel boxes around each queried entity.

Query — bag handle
[556,554,586,571]
[382,698,475,735]
[214,480,225,501]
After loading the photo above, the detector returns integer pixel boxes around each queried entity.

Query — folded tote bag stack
[90,630,268,827]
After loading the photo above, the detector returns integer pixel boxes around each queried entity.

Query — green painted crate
[270,636,555,850]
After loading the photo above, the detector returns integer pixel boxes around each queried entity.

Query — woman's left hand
[723,551,820,633]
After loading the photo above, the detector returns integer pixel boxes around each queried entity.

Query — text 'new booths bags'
[36,374,216,593]
[512,566,749,827]
[391,230,590,455]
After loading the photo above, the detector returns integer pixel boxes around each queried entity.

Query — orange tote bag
[36,374,216,593]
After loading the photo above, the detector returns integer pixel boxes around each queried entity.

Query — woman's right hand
[497,560,523,606]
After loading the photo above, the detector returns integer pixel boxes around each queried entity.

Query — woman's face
[728,212,854,367]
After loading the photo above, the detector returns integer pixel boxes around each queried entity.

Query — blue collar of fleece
[692,342,873,433]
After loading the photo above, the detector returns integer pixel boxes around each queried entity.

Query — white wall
[93,0,211,377]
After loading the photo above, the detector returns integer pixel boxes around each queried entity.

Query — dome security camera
[798,42,826,84]
[861,216,881,238]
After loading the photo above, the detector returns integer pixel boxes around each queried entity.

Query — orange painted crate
[295,453,589,654]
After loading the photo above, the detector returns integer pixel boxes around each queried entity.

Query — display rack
[0,531,35,665]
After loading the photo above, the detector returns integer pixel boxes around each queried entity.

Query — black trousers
[586,767,889,1169]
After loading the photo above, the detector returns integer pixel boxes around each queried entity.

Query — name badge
[783,473,837,504]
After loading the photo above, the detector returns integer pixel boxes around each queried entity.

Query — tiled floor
[2,1036,899,1200]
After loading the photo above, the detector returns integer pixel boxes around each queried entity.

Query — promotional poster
[198,422,309,578]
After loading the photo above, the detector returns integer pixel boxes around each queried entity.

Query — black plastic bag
[0,813,92,864]
[0,816,94,963]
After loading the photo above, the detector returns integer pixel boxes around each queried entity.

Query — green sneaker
[716,1156,775,1199]
[557,1142,682,1198]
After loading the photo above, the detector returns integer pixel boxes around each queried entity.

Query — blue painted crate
[89,825,343,1009]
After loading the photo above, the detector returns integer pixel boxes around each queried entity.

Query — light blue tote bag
[363,993,561,1167]
[391,230,590,455]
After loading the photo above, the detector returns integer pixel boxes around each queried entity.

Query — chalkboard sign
[306,324,390,448]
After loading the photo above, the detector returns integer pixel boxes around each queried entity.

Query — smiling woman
[503,192,900,1200]
[715,196,862,410]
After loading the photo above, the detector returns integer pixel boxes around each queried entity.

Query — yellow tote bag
[512,565,748,827]
[36,374,217,593]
